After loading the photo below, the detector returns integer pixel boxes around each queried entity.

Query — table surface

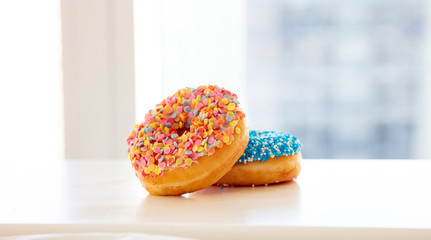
[1,159,431,239]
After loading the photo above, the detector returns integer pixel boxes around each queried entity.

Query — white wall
[0,1,63,162]
[414,3,431,159]
[134,0,247,122]
[62,0,135,159]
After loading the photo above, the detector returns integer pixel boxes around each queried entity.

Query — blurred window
[134,0,431,159]
[247,0,430,159]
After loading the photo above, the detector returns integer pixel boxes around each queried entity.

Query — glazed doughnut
[127,85,249,195]
[216,130,302,186]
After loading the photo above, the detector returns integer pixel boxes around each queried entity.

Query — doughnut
[216,130,302,186]
[126,85,249,195]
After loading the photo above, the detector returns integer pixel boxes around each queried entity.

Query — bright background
[1,0,431,162]
[0,1,63,162]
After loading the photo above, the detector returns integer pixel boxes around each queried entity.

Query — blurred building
[247,0,428,158]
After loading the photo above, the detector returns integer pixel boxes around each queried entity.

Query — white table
[1,159,431,239]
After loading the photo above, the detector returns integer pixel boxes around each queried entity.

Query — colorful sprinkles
[237,130,302,164]
[127,85,245,178]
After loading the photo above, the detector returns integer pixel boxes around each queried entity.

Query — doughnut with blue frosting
[216,130,302,186]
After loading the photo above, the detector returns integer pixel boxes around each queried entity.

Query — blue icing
[237,130,302,164]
